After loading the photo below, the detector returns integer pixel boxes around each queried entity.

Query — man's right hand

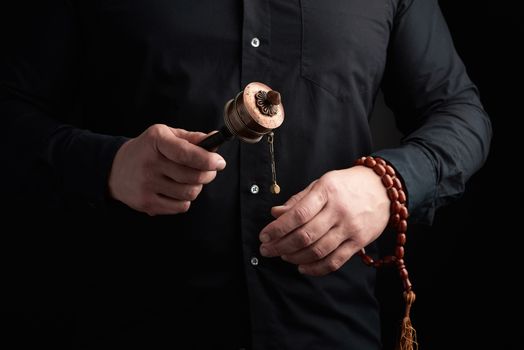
[108,124,226,215]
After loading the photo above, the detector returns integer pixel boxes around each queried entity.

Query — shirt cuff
[373,144,437,224]
[48,127,129,208]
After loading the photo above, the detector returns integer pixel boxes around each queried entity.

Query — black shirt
[0,0,491,349]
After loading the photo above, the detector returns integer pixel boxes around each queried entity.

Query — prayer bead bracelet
[354,155,413,293]
[354,156,417,349]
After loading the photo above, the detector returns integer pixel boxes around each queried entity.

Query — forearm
[374,101,491,223]
[1,86,127,206]
[379,0,492,223]
[0,2,128,207]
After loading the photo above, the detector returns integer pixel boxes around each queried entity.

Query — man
[1,0,491,349]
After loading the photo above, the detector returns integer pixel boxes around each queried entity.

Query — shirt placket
[239,0,275,348]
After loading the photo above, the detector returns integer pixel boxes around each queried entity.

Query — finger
[298,240,360,276]
[281,225,346,265]
[260,183,327,243]
[159,158,217,185]
[152,176,203,201]
[270,206,288,218]
[270,181,317,218]
[156,128,226,171]
[142,195,191,216]
[260,209,334,257]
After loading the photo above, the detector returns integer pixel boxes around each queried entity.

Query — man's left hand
[259,166,391,276]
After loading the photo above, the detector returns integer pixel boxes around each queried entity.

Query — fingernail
[216,159,226,170]
[281,255,289,261]
[298,266,306,274]
[261,233,271,243]
[260,246,269,256]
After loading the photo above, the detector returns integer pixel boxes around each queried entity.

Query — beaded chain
[354,156,412,293]
[355,156,418,350]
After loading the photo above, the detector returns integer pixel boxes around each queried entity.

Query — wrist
[349,165,391,226]
[108,138,131,201]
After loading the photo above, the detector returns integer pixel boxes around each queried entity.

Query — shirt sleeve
[0,1,127,207]
[373,0,492,224]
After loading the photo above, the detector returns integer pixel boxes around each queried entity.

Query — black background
[1,1,522,349]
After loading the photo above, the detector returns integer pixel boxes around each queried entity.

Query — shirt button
[250,184,259,194]
[250,37,260,48]
[250,257,259,266]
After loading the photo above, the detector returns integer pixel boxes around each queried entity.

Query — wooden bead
[392,177,402,190]
[387,187,399,201]
[398,219,408,232]
[396,259,405,268]
[403,278,412,292]
[373,259,384,268]
[373,164,386,176]
[382,174,394,188]
[390,213,400,226]
[397,233,407,246]
[383,255,397,265]
[390,200,402,214]
[376,158,387,166]
[399,206,409,220]
[355,157,366,166]
[364,157,377,168]
[385,165,396,176]
[400,268,409,280]
[395,246,405,259]
[361,254,374,266]
[398,189,407,204]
